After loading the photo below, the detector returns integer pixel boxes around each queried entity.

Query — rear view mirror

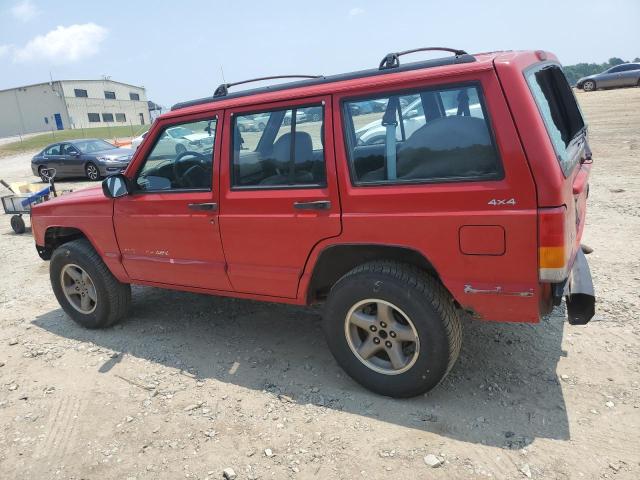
[102,174,130,198]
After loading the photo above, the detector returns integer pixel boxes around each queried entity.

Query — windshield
[167,126,194,138]
[74,139,117,153]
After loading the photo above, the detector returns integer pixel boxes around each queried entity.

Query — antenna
[220,66,226,83]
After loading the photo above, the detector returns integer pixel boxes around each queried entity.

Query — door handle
[188,202,218,211]
[293,200,331,210]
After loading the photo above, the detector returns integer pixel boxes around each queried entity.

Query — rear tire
[323,260,462,398]
[583,80,596,92]
[50,239,131,329]
[85,162,100,181]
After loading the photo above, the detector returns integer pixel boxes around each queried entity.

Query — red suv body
[31,49,595,397]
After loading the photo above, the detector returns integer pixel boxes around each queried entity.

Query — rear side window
[231,105,326,188]
[342,84,502,185]
[525,64,585,176]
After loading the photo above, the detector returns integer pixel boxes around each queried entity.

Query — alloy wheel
[344,299,420,375]
[60,264,97,314]
[86,164,99,180]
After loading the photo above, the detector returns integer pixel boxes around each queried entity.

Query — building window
[44,117,49,124]
[104,91,116,99]
[115,113,126,122]
[88,113,101,123]
[74,89,88,98]
[129,92,140,101]
[102,113,114,122]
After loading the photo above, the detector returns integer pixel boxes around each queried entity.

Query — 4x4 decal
[487,198,517,206]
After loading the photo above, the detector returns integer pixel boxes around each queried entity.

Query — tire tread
[51,239,130,328]
[335,260,462,377]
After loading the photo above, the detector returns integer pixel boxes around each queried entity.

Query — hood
[45,185,105,206]
[93,147,134,160]
[181,132,213,142]
[577,74,597,83]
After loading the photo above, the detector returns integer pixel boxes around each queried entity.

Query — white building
[0,79,149,137]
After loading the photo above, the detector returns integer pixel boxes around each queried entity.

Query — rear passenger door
[219,97,341,298]
[42,144,64,175]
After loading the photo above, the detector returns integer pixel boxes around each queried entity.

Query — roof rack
[214,75,323,97]
[379,47,468,70]
[171,49,475,111]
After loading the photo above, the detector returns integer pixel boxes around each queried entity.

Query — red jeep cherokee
[31,48,595,398]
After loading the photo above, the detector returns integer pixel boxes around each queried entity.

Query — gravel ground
[0,88,639,480]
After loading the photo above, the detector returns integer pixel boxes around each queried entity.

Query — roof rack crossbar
[214,75,323,97]
[379,47,469,70]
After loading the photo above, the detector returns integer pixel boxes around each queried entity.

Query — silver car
[31,139,133,181]
[576,63,640,91]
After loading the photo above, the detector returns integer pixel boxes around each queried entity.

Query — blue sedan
[31,139,134,181]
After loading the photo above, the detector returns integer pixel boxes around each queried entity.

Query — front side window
[61,144,78,155]
[44,144,61,155]
[343,84,501,184]
[135,118,217,192]
[525,64,585,176]
[87,113,100,123]
[231,105,325,188]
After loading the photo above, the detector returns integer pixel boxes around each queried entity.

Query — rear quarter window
[342,83,502,185]
[525,64,586,176]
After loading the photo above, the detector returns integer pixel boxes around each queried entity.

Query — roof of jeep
[165,50,538,118]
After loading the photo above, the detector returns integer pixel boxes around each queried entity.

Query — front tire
[583,80,596,92]
[323,261,462,398]
[50,239,131,329]
[85,162,100,181]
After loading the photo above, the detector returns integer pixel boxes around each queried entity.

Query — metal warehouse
[0,79,148,137]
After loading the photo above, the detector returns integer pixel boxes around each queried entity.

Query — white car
[355,92,482,146]
[131,130,149,150]
[131,126,214,156]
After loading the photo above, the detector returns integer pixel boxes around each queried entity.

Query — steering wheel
[173,150,209,187]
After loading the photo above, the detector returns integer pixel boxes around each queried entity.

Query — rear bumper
[561,248,595,324]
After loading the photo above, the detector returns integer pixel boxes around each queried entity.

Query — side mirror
[102,173,130,198]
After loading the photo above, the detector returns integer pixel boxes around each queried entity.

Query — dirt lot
[0,88,639,480]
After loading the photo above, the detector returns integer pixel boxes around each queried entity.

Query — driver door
[113,113,232,291]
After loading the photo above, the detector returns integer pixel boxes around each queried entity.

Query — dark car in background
[31,139,134,181]
[576,63,640,91]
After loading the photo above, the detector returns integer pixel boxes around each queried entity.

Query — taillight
[539,206,570,282]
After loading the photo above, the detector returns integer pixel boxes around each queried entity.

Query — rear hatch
[523,62,591,283]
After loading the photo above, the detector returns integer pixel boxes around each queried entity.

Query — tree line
[563,57,640,85]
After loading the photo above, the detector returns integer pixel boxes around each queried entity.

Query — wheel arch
[304,243,444,304]
[40,225,90,260]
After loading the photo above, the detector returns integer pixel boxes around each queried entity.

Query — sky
[1,0,638,108]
